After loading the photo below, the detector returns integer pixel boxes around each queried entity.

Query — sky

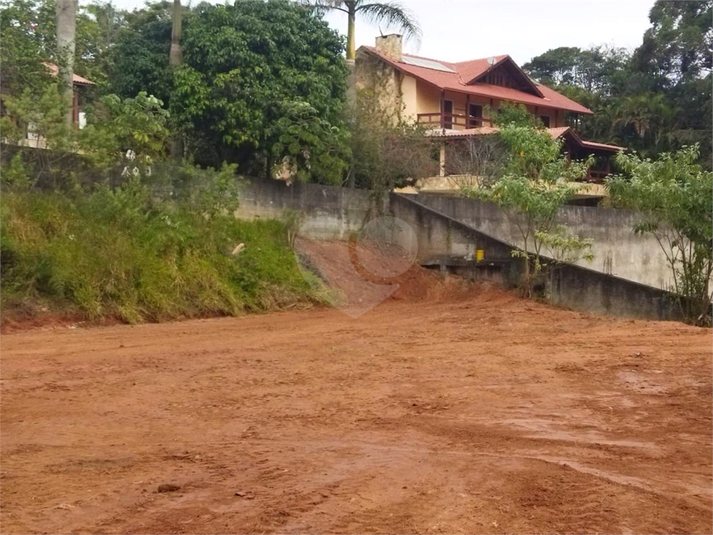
[104,0,656,65]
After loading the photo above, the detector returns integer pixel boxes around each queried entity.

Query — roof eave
[451,85,593,115]
[558,127,625,152]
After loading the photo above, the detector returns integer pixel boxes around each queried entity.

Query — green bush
[1,182,322,323]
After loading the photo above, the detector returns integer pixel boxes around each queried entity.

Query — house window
[469,104,483,127]
[540,115,551,127]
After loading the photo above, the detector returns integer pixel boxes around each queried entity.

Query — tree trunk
[55,0,77,127]
[169,0,183,67]
[346,5,356,60]
[344,4,357,122]
[169,0,183,160]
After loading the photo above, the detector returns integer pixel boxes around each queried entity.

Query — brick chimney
[375,34,403,62]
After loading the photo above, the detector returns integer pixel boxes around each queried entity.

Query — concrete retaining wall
[235,178,386,240]
[410,193,672,290]
[233,179,684,321]
[548,263,681,321]
[391,193,683,322]
[389,193,522,284]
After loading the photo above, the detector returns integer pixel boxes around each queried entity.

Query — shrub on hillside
[1,176,323,324]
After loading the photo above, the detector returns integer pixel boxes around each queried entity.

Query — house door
[469,104,483,127]
[442,100,453,129]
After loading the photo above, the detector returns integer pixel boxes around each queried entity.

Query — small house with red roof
[355,35,622,183]
[1,63,94,149]
[42,63,95,127]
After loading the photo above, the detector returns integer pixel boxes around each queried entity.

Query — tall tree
[0,0,55,94]
[523,0,712,167]
[307,1,420,60]
[79,1,126,87]
[522,45,629,96]
[170,0,349,180]
[55,0,77,125]
[169,0,183,158]
[106,1,173,103]
[631,0,712,89]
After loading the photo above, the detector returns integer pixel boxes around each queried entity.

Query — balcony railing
[583,169,609,183]
[417,112,494,130]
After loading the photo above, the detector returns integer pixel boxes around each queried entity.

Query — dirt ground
[2,273,712,534]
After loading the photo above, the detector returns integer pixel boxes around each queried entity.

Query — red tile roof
[452,55,508,83]
[43,63,95,86]
[427,125,624,152]
[547,126,570,138]
[555,126,625,152]
[359,47,592,115]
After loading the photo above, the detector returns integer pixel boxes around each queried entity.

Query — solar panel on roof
[401,56,455,73]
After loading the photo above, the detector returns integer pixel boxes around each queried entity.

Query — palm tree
[169,0,183,159]
[308,1,421,60]
[169,0,182,67]
[55,0,78,126]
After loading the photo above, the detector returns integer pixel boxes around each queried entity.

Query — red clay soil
[2,273,712,533]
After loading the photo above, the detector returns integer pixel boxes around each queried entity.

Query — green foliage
[269,101,350,185]
[632,0,712,87]
[0,0,55,94]
[78,1,126,87]
[492,102,544,129]
[0,0,123,91]
[2,0,352,183]
[607,145,713,324]
[1,154,33,190]
[80,91,171,168]
[169,0,350,177]
[350,88,437,191]
[1,85,171,186]
[537,227,594,264]
[522,45,630,95]
[523,1,712,166]
[466,125,594,297]
[1,182,321,323]
[0,83,74,151]
[497,125,569,178]
[106,0,174,102]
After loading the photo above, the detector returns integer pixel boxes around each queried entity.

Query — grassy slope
[1,189,322,324]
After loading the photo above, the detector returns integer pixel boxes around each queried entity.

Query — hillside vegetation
[1,181,323,325]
